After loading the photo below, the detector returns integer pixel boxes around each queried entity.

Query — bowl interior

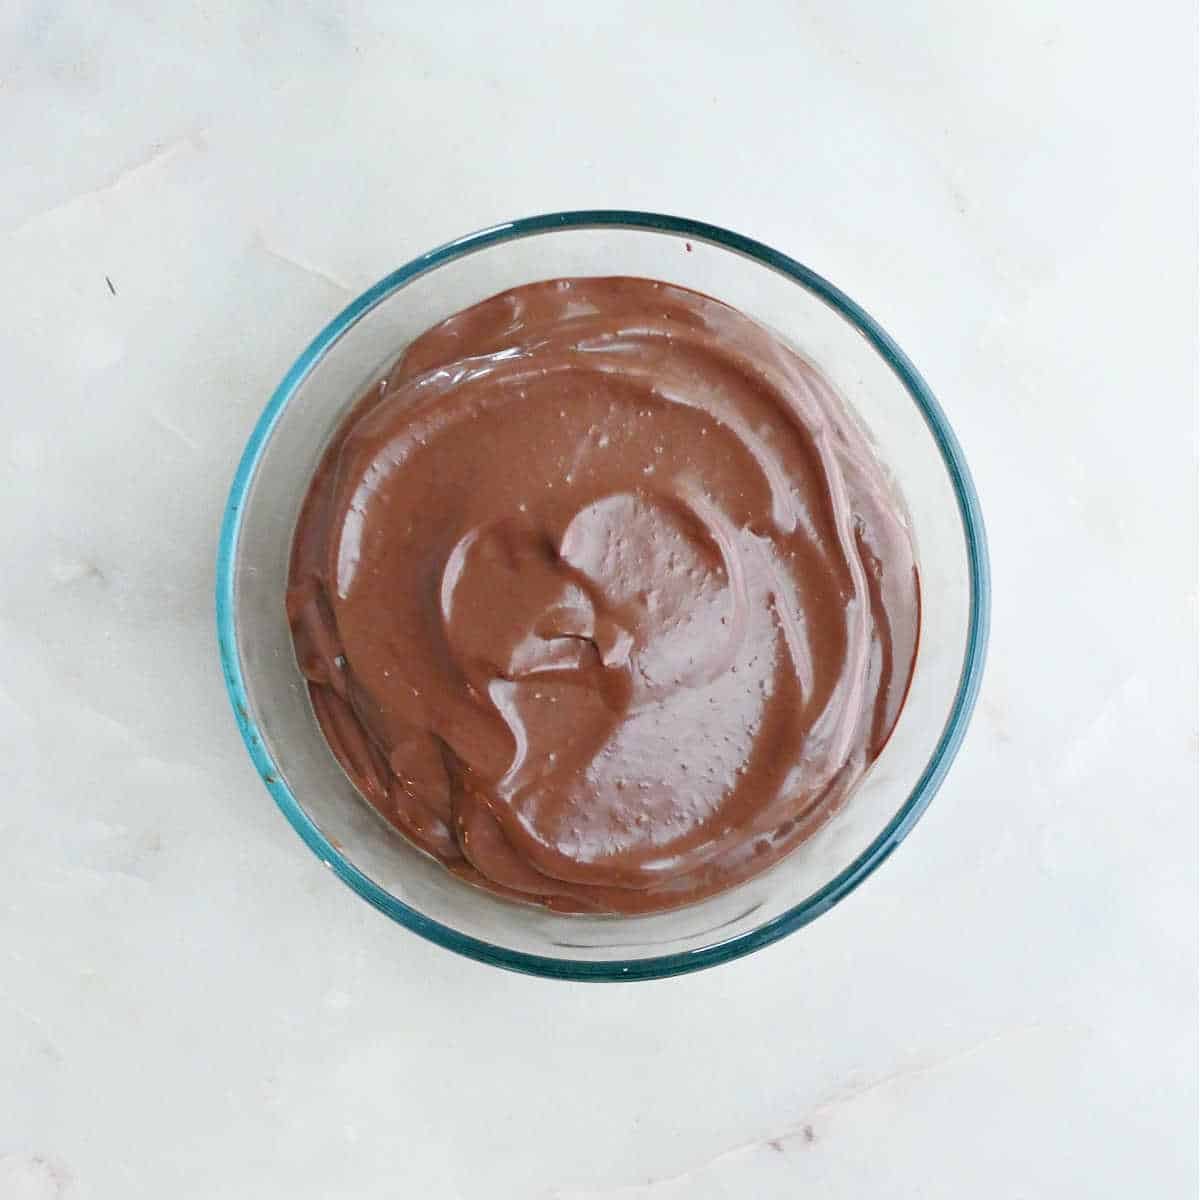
[217,213,987,979]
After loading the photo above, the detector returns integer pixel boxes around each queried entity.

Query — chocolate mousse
[287,277,919,914]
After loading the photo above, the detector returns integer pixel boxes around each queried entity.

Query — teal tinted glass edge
[216,211,991,981]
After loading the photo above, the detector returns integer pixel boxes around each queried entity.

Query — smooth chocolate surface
[287,277,919,913]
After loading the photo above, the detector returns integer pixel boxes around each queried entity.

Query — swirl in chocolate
[287,277,919,914]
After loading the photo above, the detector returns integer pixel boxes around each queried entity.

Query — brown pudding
[287,277,919,914]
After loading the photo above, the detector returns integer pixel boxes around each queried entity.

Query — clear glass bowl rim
[215,210,991,981]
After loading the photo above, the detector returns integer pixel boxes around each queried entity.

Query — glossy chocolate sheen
[287,277,919,914]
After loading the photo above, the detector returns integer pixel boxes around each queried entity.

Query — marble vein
[252,233,355,295]
[2,134,205,239]
[552,1023,1064,1198]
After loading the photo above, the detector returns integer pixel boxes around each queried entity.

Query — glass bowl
[216,211,989,980]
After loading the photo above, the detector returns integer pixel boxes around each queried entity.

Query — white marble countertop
[2,4,1196,1197]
